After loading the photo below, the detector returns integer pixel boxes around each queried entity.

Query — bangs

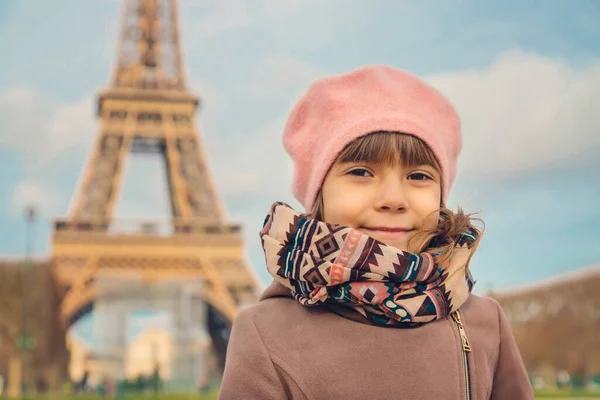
[336,131,441,171]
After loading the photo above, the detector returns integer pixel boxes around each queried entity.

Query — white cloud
[0,89,95,167]
[261,1,383,50]
[11,180,63,216]
[204,56,328,205]
[243,55,327,99]
[0,89,54,154]
[189,79,228,119]
[45,97,96,161]
[427,51,600,178]
[0,89,96,214]
[180,0,382,52]
[209,116,293,202]
[180,0,253,43]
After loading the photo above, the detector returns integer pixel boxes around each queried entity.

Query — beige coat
[219,281,534,400]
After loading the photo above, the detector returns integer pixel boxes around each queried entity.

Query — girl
[219,65,533,399]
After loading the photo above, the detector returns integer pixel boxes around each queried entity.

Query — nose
[375,178,408,213]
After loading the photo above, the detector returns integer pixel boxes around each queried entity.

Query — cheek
[411,188,441,229]
[323,194,362,225]
[322,184,368,226]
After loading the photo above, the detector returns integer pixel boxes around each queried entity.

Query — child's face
[320,160,441,252]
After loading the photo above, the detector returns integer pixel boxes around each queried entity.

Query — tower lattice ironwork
[51,0,258,370]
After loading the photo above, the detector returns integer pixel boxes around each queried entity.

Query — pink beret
[282,64,462,211]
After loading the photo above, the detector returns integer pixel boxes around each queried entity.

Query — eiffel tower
[50,0,258,376]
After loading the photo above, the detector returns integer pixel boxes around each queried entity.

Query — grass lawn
[21,393,218,400]
[536,398,600,399]
[535,391,600,399]
[16,390,600,399]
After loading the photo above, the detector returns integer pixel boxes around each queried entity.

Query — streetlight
[20,206,36,398]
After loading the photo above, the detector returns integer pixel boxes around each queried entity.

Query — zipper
[452,310,472,400]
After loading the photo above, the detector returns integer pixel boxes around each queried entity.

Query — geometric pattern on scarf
[260,202,477,327]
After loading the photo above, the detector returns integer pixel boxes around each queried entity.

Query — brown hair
[309,131,484,267]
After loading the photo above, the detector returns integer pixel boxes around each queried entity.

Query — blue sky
[1,0,600,340]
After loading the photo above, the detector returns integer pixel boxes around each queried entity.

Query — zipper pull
[452,311,472,353]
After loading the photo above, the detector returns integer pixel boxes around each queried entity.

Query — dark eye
[408,172,432,181]
[348,168,373,177]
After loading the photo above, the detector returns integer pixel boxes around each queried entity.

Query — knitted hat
[283,64,462,211]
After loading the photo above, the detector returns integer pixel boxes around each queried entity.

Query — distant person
[35,376,48,394]
[219,65,533,399]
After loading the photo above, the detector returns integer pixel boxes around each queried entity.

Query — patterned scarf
[260,202,478,327]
